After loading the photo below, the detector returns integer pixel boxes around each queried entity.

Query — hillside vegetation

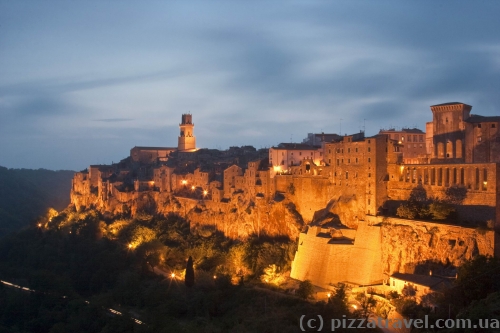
[0,166,74,237]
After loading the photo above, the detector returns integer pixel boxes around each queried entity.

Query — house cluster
[71,103,500,298]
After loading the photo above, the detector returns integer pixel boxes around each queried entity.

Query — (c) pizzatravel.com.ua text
[299,314,500,331]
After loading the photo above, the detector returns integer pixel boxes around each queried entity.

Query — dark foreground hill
[0,166,74,237]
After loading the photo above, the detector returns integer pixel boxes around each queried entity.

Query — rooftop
[391,273,448,288]
[272,143,321,150]
[465,115,500,123]
[131,146,177,150]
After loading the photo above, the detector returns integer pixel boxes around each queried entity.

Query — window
[401,136,405,142]
[368,199,370,205]
[408,136,411,142]
[368,157,371,162]
[414,144,417,148]
[368,147,371,152]
[446,117,448,123]
[368,173,371,178]
[356,158,358,163]
[395,134,399,140]
[291,152,293,155]
[478,136,482,142]
[311,152,313,156]
[356,147,358,152]
[477,124,482,128]
[329,159,331,164]
[348,148,351,153]
[492,124,496,128]
[368,140,371,143]
[299,152,302,156]
[348,159,350,164]
[337,159,340,166]
[419,135,423,142]
[413,135,417,142]
[346,172,348,179]
[329,149,331,153]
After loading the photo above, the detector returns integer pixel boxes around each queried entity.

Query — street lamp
[170,273,176,279]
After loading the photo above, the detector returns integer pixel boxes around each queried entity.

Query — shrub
[297,280,314,299]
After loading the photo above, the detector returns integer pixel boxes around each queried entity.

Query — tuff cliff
[377,217,495,275]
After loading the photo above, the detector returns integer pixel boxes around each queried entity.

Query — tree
[136,240,165,271]
[185,256,195,287]
[326,283,349,315]
[428,200,454,220]
[355,293,376,319]
[297,280,314,299]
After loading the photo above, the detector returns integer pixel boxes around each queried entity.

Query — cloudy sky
[1,1,499,170]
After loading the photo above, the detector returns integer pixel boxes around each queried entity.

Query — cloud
[92,118,134,122]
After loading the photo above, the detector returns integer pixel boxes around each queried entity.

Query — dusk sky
[1,1,499,170]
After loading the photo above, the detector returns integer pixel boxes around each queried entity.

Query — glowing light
[191,185,195,190]
[352,304,357,310]
[181,180,187,185]
[171,273,176,278]
[37,223,42,227]
[213,275,217,279]
[203,190,208,196]
[128,244,132,249]
[327,293,331,298]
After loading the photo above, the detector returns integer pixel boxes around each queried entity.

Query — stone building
[379,128,426,164]
[302,132,342,146]
[130,146,176,163]
[269,143,323,177]
[428,102,500,164]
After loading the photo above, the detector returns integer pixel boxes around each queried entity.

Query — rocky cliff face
[71,189,304,240]
[379,218,495,275]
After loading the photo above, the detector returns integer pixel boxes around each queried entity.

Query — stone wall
[290,223,384,288]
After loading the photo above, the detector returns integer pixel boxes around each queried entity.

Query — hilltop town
[70,103,500,294]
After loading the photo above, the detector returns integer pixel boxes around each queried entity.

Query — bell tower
[178,113,196,151]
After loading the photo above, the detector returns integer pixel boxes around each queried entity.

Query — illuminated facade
[178,113,196,151]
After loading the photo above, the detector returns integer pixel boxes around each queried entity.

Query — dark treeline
[0,166,74,237]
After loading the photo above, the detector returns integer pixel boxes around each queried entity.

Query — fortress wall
[292,176,332,222]
[290,228,352,288]
[347,223,384,285]
[274,174,292,193]
[291,217,495,288]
